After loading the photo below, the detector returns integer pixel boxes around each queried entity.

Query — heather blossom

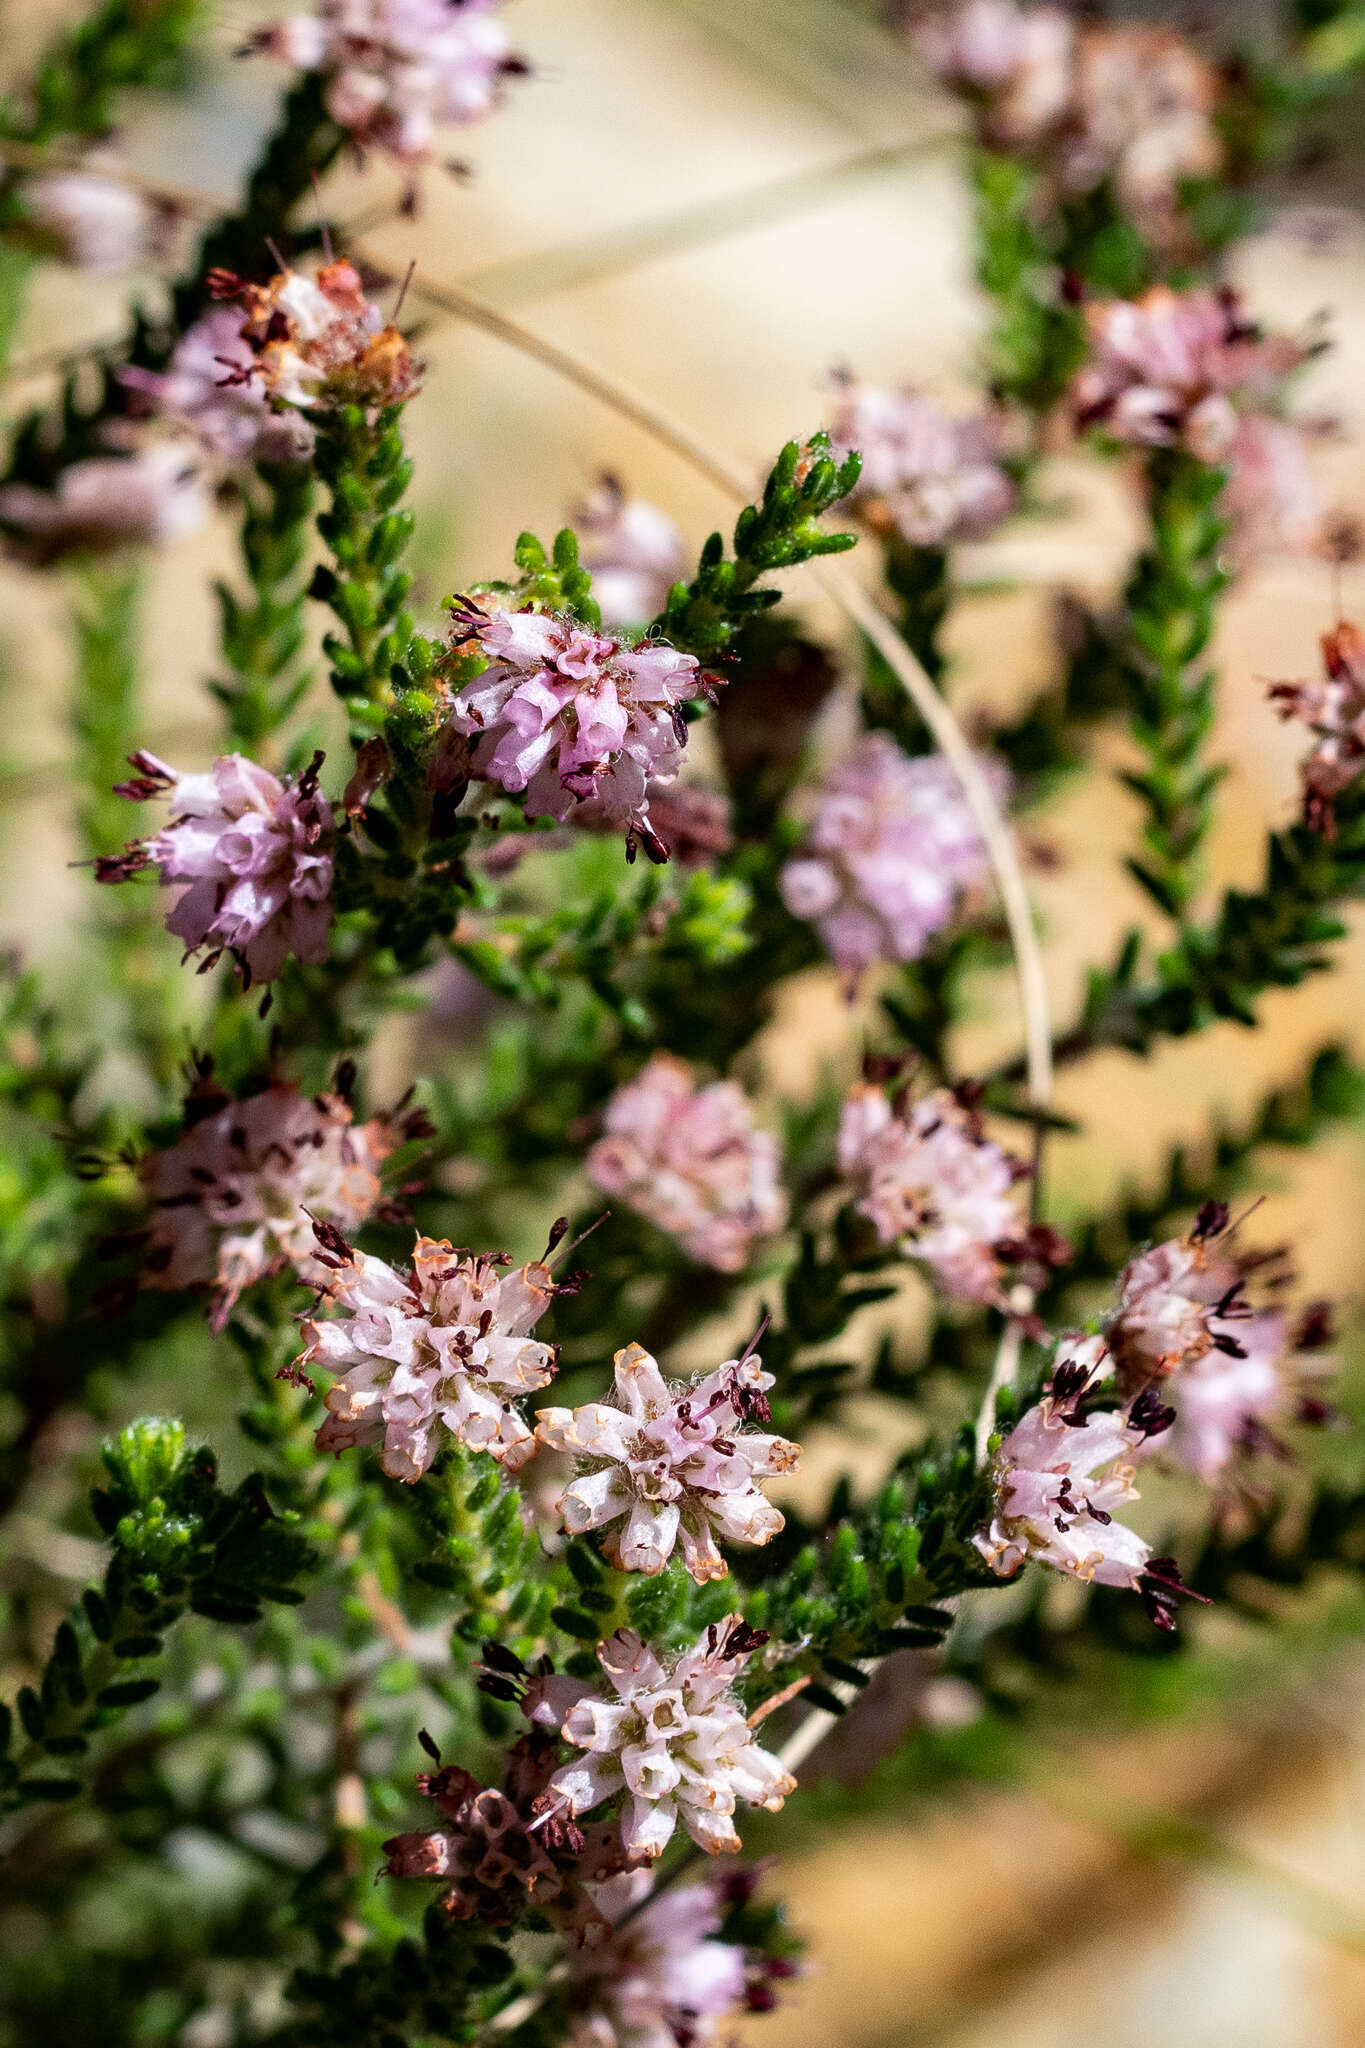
[1269,618,1365,833]
[564,1870,750,2048]
[255,0,521,172]
[779,733,1004,983]
[1063,26,1222,230]
[836,1081,1026,1305]
[20,160,164,275]
[1222,414,1321,571]
[97,750,334,987]
[827,380,1013,549]
[544,1619,795,1860]
[443,604,705,838]
[1073,288,1309,463]
[300,1232,558,1479]
[587,1054,787,1273]
[973,1361,1179,1612]
[916,2,1075,149]
[535,1340,799,1582]
[0,439,211,561]
[139,1079,397,1329]
[211,259,422,414]
[573,477,687,628]
[121,305,316,466]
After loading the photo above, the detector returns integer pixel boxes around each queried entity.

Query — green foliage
[0,1419,313,1810]
[312,405,418,725]
[656,432,860,661]
[211,461,317,754]
[0,0,200,147]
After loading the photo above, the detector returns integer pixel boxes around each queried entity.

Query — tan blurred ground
[4,2,1365,2041]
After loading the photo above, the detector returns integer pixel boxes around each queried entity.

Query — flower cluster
[836,1081,1026,1304]
[587,1055,787,1272]
[564,1871,750,2048]
[544,1620,795,1860]
[138,1078,398,1329]
[20,159,172,275]
[443,604,705,837]
[973,1352,1189,1622]
[382,1730,628,1938]
[1269,618,1365,834]
[97,750,335,987]
[1103,1206,1329,1483]
[0,441,211,561]
[209,259,422,415]
[300,1231,558,1479]
[573,477,687,629]
[780,733,1003,982]
[256,0,522,173]
[827,380,1013,548]
[536,1340,799,1582]
[917,4,1223,240]
[1073,288,1308,464]
[121,306,316,467]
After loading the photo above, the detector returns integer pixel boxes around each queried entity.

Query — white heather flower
[917,2,1076,148]
[121,306,315,465]
[974,1391,1152,1588]
[827,382,1013,549]
[1064,27,1222,228]
[98,749,334,987]
[140,1081,395,1329]
[21,162,158,274]
[836,1082,1026,1304]
[0,440,210,561]
[216,259,421,414]
[302,1235,557,1479]
[546,1619,794,1860]
[444,605,703,833]
[255,0,520,169]
[566,1870,748,2048]
[573,477,686,629]
[1269,619,1365,834]
[587,1054,787,1273]
[1072,287,1309,464]
[536,1341,799,1583]
[779,734,1005,982]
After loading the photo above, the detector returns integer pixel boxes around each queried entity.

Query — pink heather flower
[587,1055,788,1273]
[212,260,421,414]
[1073,288,1309,463]
[535,1340,799,1583]
[836,1082,1026,1304]
[1223,415,1320,570]
[444,605,704,834]
[573,477,687,629]
[121,306,315,466]
[1063,27,1222,227]
[21,162,160,274]
[1159,1314,1285,1484]
[98,750,334,987]
[917,2,1075,148]
[382,1732,628,1935]
[301,1234,558,1479]
[565,1870,749,2048]
[139,1080,395,1329]
[0,440,210,561]
[545,1619,795,1860]
[1269,619,1365,834]
[779,733,1005,982]
[974,1389,1152,1589]
[255,0,521,169]
[827,382,1013,549]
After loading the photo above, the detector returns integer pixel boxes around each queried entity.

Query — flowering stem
[1118,448,1230,920]
[211,459,315,757]
[312,403,416,724]
[971,149,1086,424]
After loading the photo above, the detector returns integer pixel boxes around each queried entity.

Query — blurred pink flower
[574,477,686,628]
[827,381,1013,548]
[121,306,315,465]
[0,441,210,561]
[917,2,1075,148]
[566,1870,749,2048]
[587,1054,787,1272]
[780,734,1004,981]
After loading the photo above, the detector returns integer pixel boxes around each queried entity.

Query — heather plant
[3,5,1365,2046]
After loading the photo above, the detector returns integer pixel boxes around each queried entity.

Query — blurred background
[5,1,1365,2042]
